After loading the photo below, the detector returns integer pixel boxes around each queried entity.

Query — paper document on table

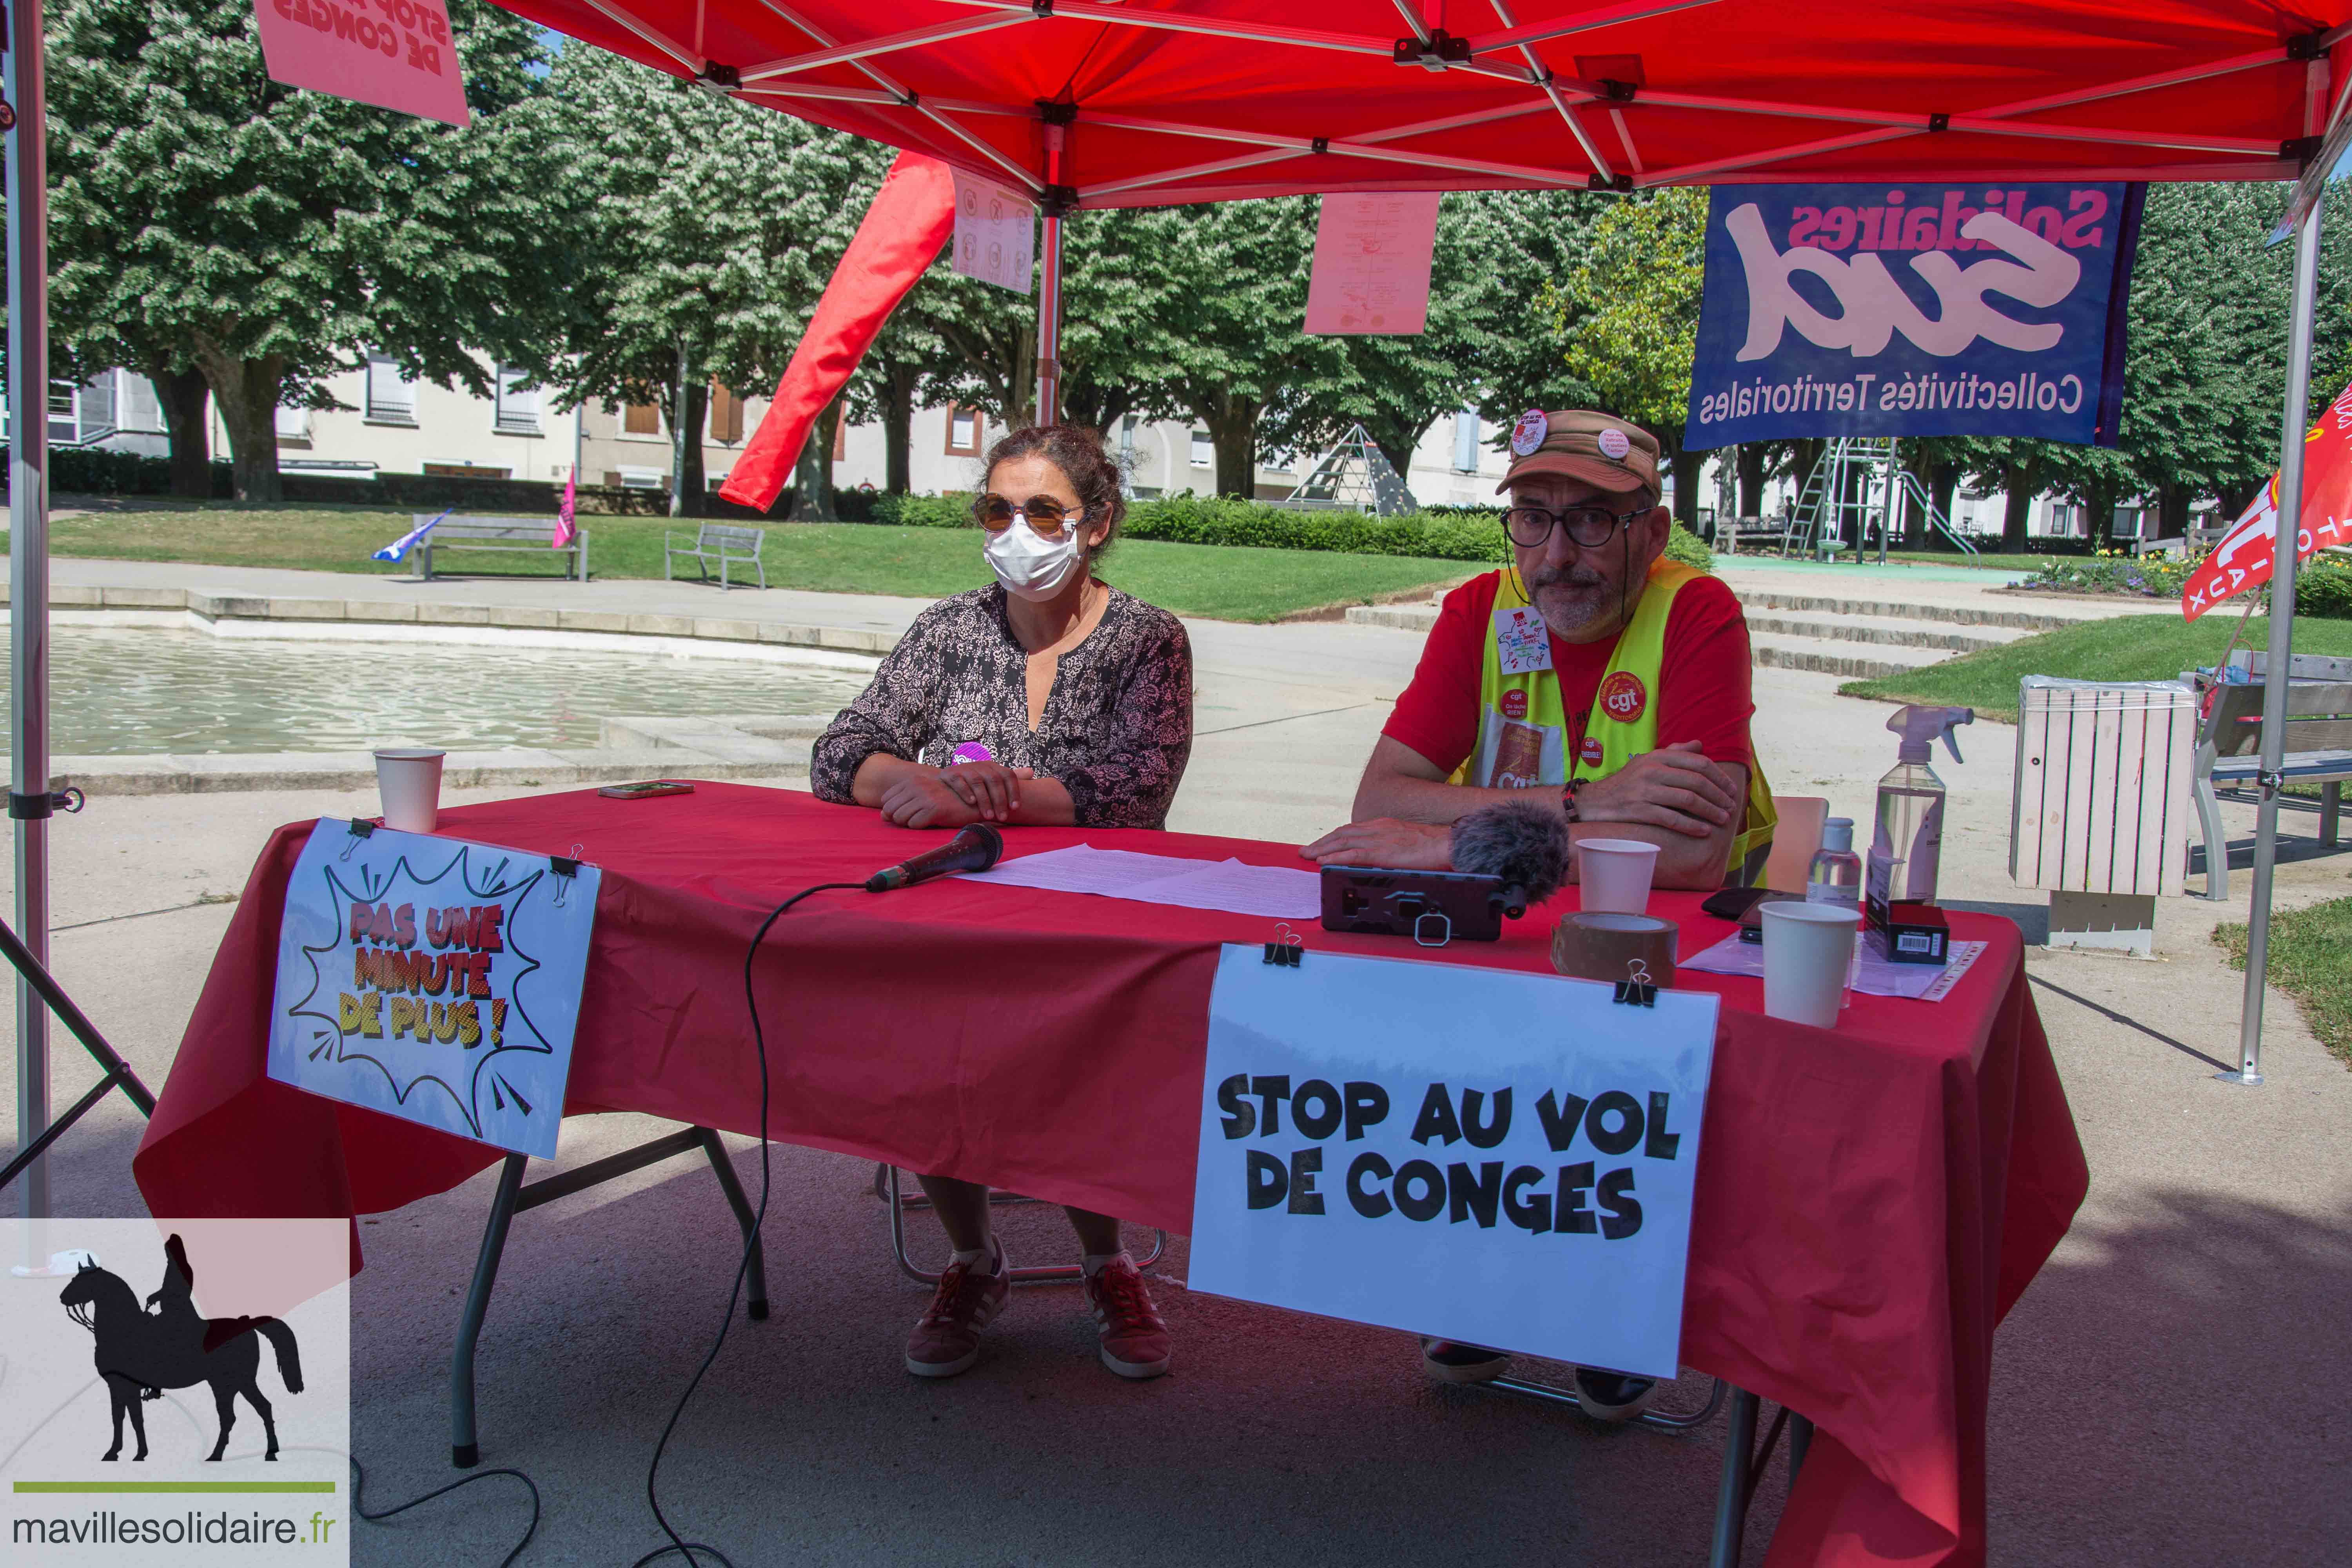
[1681,934,1988,1001]
[961,843,1321,918]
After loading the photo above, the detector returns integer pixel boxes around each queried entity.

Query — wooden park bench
[664,521,768,590]
[417,515,589,582]
[2192,652,2352,899]
[1717,514,1798,555]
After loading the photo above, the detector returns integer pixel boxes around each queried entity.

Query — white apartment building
[31,363,2170,539]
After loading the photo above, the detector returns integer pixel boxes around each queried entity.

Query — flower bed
[2020,549,2352,618]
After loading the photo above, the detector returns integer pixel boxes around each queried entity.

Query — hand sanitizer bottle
[1805,817,1862,909]
[1866,705,1974,916]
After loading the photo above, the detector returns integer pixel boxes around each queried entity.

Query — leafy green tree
[1559,187,1708,523]
[541,47,877,516]
[42,0,562,501]
[1457,189,1607,426]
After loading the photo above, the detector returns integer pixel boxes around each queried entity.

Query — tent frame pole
[1036,209,1062,425]
[7,0,53,1220]
[2227,190,2325,1088]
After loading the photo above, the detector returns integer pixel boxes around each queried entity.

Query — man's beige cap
[1497,409,1660,496]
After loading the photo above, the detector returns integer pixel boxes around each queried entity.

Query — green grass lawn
[11,501,1472,623]
[2217,896,2352,1065]
[1839,614,2352,720]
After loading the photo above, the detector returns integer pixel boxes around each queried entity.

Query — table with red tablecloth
[134,784,2084,1568]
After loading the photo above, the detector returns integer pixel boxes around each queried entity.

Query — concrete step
[1726,588,2084,630]
[1742,611,2027,653]
[1748,633,1950,680]
[1347,603,1440,632]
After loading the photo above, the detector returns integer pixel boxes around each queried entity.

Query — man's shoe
[1083,1254,1171,1379]
[1421,1339,1512,1384]
[904,1244,1010,1378]
[1573,1367,1659,1422]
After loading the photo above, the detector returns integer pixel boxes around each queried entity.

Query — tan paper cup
[1551,911,1678,989]
[374,748,446,833]
[1760,902,1861,1028]
[1575,837,1661,915]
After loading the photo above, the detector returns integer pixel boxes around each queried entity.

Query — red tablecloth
[135,784,2084,1568]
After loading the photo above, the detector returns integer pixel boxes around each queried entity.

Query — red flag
[2182,379,2352,620]
[553,468,577,550]
[719,153,958,511]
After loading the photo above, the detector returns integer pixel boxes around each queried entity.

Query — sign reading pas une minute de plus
[1684,181,2144,450]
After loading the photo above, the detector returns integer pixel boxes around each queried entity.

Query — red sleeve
[1381,573,1499,776]
[1656,574,1755,770]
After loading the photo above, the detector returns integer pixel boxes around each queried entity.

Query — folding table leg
[1708,1385,1761,1568]
[450,1153,528,1469]
[697,1127,770,1320]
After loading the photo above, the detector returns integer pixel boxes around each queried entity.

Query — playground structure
[1274,424,1419,516]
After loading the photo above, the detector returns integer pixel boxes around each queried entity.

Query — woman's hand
[876,771,982,829]
[938,760,1036,821]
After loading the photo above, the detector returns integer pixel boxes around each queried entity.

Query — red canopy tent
[5,2,2344,1565]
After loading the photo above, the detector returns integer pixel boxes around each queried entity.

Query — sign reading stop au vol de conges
[1684,181,2144,450]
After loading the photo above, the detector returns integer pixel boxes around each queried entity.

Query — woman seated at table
[810,422,1194,1383]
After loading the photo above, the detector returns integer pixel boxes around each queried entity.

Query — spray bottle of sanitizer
[1866,705,1974,917]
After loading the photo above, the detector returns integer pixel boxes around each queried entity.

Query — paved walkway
[2,559,2347,1565]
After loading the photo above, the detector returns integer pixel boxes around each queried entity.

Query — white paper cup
[374,748,446,833]
[1576,837,1661,915]
[1760,902,1862,1028]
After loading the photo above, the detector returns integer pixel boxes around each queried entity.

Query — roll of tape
[1551,911,1679,989]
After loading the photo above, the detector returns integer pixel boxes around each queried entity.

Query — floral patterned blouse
[810,584,1194,829]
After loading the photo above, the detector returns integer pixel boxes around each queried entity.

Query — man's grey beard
[1530,566,1612,635]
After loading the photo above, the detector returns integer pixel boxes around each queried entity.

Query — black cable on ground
[351,1453,540,1568]
[637,880,862,1568]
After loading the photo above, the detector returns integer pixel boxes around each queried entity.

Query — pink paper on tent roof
[1303,192,1441,336]
[254,0,471,128]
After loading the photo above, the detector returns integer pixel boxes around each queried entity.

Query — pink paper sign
[1304,191,1441,335]
[254,0,470,127]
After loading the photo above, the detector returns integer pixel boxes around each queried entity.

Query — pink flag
[719,154,957,511]
[553,468,577,550]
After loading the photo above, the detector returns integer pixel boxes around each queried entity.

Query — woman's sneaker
[1082,1254,1171,1379]
[1421,1339,1513,1384]
[904,1244,1011,1378]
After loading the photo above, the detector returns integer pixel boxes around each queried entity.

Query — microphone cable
[636,879,862,1568]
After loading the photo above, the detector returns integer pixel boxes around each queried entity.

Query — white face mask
[983,516,1087,602]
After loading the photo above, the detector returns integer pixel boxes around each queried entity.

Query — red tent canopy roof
[498,0,2352,202]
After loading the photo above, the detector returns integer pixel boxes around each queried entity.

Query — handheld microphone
[1449,798,1569,920]
[864,823,1004,892]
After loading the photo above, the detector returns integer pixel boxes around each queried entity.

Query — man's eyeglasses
[1502,503,1652,550]
[972,495,1091,539]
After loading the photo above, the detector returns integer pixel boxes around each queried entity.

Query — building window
[946,405,982,456]
[612,466,666,490]
[622,401,662,436]
[1452,409,1480,473]
[276,403,311,443]
[708,383,745,445]
[365,353,419,424]
[1190,430,1212,466]
[494,367,541,435]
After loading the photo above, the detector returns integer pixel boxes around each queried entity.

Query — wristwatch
[1560,776,1582,824]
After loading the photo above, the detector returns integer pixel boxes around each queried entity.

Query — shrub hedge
[2022,549,2352,618]
[866,490,1713,571]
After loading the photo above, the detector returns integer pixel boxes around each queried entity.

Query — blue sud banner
[1684,181,2144,450]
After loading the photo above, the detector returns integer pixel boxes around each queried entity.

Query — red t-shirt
[1383,569,1757,778]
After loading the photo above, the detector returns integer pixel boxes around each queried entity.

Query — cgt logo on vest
[1500,689,1529,720]
[1599,671,1648,725]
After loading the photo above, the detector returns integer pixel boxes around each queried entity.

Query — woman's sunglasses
[972,495,1091,539]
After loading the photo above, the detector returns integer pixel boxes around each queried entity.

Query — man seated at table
[1301,407,1777,1414]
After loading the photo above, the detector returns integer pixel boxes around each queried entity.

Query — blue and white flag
[1684,182,2143,450]
[372,506,453,563]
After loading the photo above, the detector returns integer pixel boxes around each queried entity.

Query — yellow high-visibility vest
[1448,562,1778,886]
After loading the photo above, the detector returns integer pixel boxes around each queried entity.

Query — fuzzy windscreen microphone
[1450,798,1570,919]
